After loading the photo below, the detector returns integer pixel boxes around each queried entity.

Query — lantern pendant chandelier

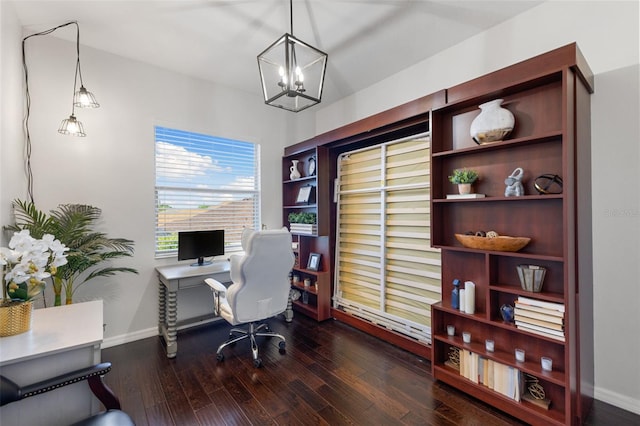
[257,0,328,112]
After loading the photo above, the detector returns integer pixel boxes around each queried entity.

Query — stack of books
[514,296,565,342]
[459,350,523,401]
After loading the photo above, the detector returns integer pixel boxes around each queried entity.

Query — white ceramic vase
[289,160,301,180]
[469,99,515,144]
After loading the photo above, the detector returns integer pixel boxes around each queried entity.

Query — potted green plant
[5,200,138,306]
[448,168,479,194]
[288,212,317,235]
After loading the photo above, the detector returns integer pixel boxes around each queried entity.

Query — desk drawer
[178,272,230,290]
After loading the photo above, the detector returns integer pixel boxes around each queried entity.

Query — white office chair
[205,227,295,368]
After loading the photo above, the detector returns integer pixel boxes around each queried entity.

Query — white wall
[315,0,640,415]
[1,11,315,346]
[0,0,27,240]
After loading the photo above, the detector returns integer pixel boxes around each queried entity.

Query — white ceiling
[11,0,544,107]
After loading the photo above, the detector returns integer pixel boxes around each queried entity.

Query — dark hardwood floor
[102,314,638,425]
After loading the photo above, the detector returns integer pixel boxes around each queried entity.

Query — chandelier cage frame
[257,1,328,112]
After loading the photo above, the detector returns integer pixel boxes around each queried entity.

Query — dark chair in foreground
[0,362,134,426]
[206,227,295,367]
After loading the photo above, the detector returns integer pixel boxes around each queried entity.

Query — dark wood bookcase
[282,146,332,321]
[430,44,594,426]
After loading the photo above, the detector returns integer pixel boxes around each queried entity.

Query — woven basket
[0,300,33,337]
[455,234,530,252]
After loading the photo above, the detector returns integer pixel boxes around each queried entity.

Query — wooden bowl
[454,234,530,252]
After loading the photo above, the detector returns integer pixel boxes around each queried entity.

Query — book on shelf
[516,296,565,313]
[514,314,564,331]
[455,350,522,402]
[446,193,486,199]
[516,322,566,342]
[487,359,495,390]
[514,306,564,324]
[493,363,522,402]
[514,301,564,317]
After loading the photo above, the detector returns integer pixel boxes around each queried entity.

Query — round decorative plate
[307,156,316,176]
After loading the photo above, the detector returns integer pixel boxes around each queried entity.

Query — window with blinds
[154,126,260,257]
[333,133,440,344]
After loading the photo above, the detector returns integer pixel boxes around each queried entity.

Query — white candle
[464,281,475,314]
[485,339,495,352]
[459,289,466,312]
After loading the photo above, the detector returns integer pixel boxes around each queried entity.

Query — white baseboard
[595,386,640,415]
[102,327,157,349]
[101,317,225,349]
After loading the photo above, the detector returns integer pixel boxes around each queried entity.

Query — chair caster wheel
[216,353,224,362]
[254,358,263,368]
[278,341,286,353]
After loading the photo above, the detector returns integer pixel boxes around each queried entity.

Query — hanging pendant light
[56,21,99,136]
[23,21,99,203]
[58,114,86,137]
[74,86,100,108]
[257,0,327,112]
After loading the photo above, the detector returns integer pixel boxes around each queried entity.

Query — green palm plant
[5,199,138,305]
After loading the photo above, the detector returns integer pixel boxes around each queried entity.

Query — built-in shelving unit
[430,43,594,426]
[283,146,332,321]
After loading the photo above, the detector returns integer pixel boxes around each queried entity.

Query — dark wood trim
[331,308,431,360]
[284,90,446,155]
[446,43,594,106]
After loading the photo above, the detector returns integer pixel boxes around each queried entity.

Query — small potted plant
[448,168,479,194]
[288,212,317,235]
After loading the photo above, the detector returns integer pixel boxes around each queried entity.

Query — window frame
[154,126,261,259]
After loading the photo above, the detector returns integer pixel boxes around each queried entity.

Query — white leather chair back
[225,228,294,323]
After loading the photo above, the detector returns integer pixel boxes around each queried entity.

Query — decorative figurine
[504,167,524,197]
[500,304,515,322]
[451,279,460,309]
[285,289,301,322]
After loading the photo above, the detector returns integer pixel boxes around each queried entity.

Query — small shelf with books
[432,304,568,424]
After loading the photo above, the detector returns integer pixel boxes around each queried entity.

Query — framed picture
[296,185,314,204]
[307,252,321,271]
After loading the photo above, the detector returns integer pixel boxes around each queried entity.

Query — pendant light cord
[22,21,80,203]
[289,0,294,35]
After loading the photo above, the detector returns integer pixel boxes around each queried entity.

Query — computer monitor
[177,229,225,266]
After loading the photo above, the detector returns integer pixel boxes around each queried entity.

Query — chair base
[216,321,286,368]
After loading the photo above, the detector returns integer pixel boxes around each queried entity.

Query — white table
[156,261,231,358]
[0,300,103,426]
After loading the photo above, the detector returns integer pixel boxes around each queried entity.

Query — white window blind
[154,126,260,257]
[333,133,440,344]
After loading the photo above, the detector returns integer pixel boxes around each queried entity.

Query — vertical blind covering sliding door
[154,126,260,257]
[333,133,440,344]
